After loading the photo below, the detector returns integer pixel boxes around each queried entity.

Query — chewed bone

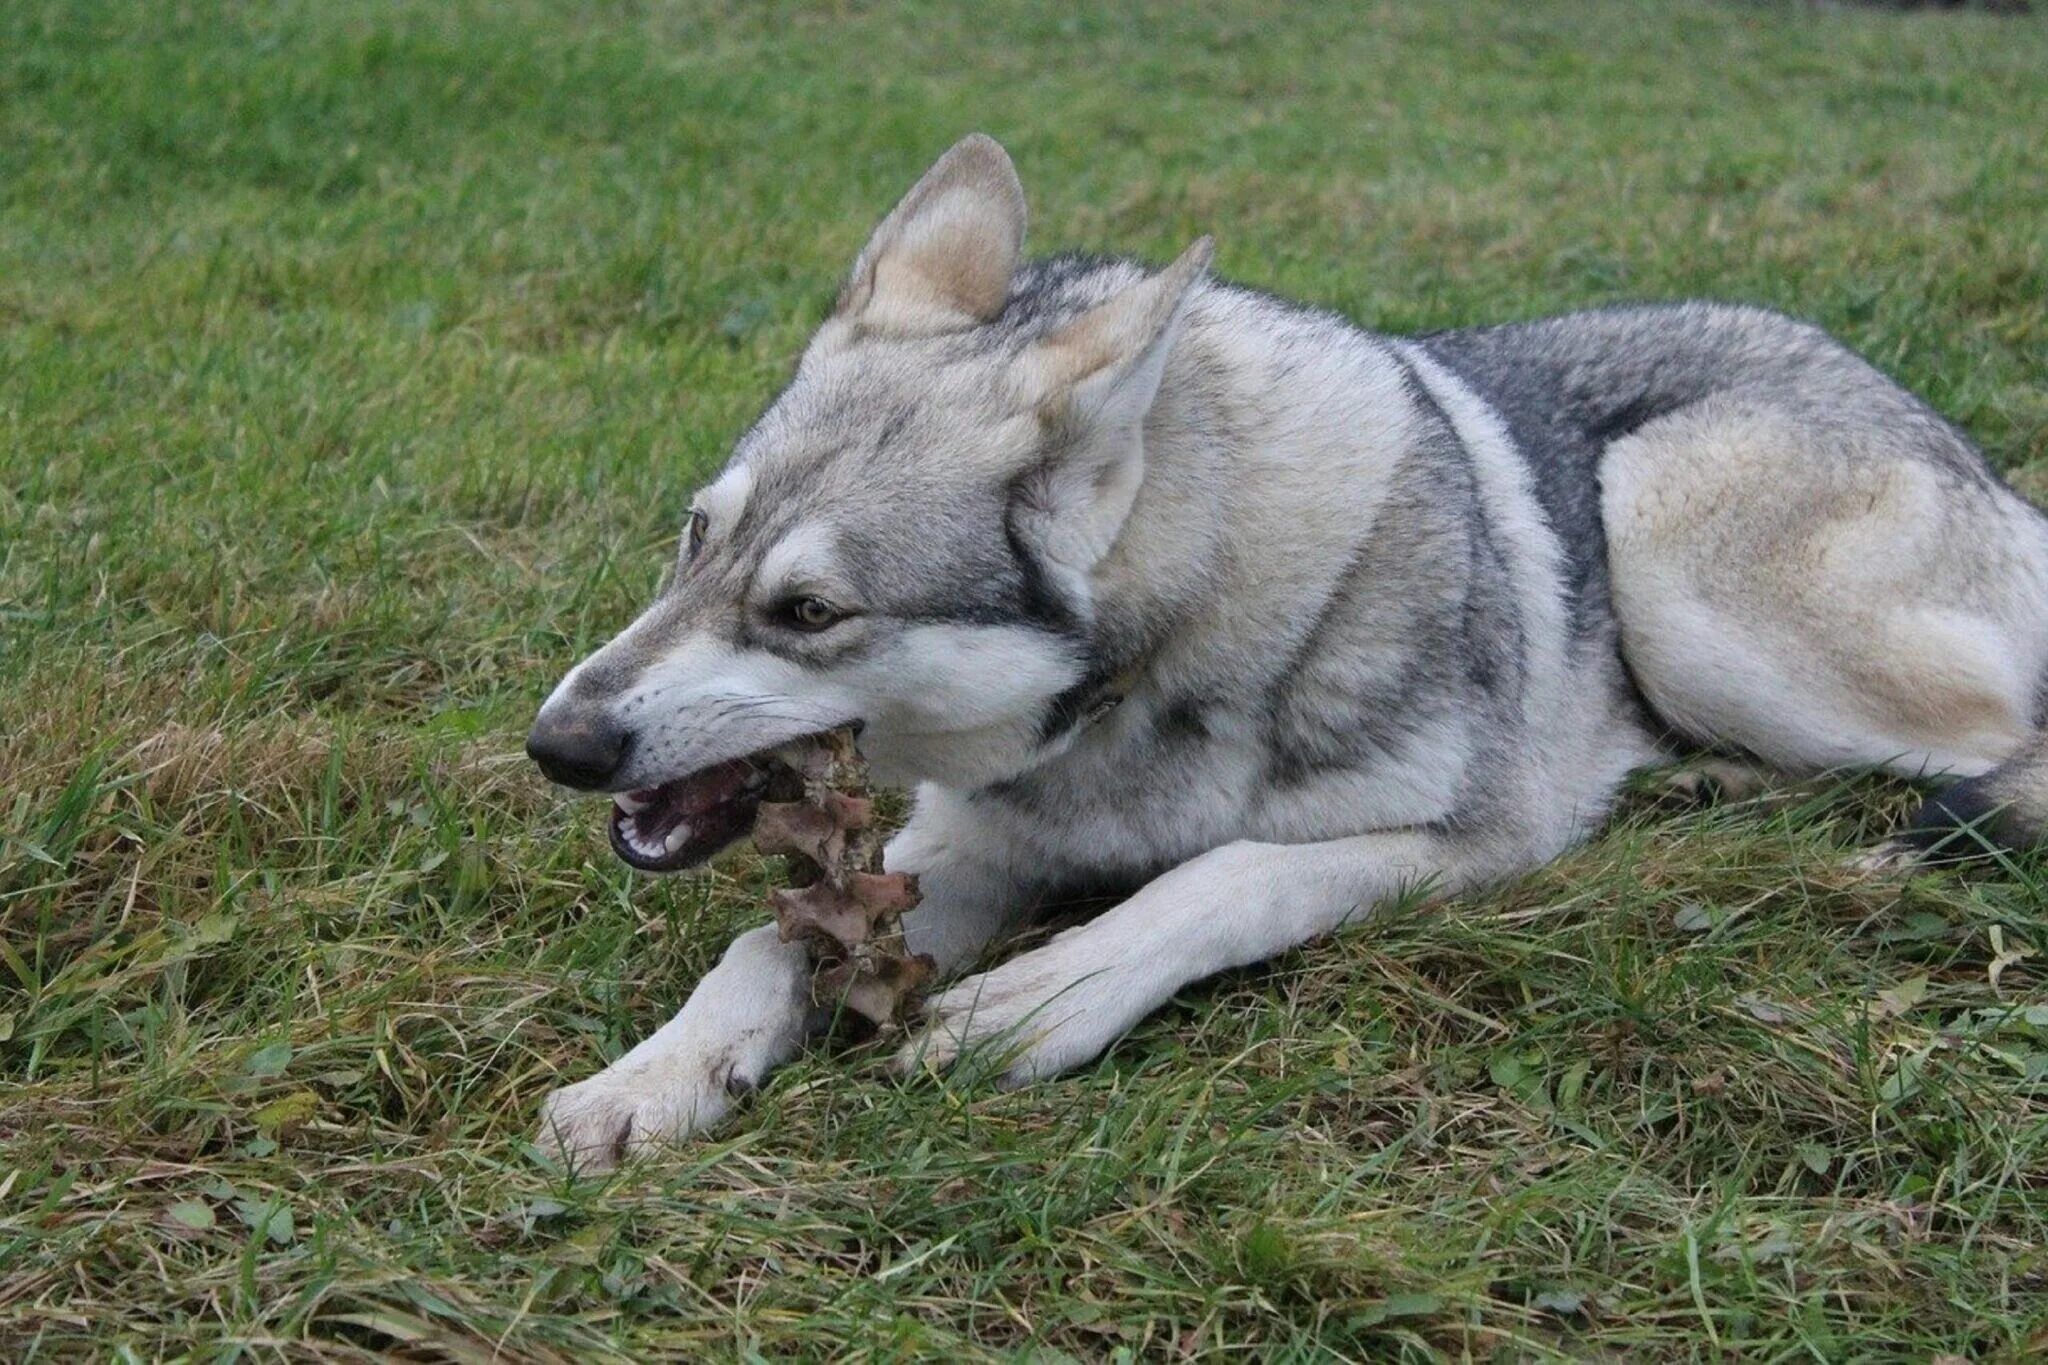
[771,872,921,951]
[815,950,934,1027]
[846,869,919,914]
[751,731,932,1027]
[752,801,849,873]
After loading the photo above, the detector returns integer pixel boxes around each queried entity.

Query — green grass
[5,0,2048,1357]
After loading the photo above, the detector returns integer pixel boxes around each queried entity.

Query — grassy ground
[4,0,2048,1358]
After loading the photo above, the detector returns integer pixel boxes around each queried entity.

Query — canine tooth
[664,823,692,854]
[616,791,652,814]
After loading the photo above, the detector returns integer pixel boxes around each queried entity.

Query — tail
[1903,730,2048,860]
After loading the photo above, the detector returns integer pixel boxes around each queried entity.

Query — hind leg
[1902,731,2048,860]
[1602,397,2048,833]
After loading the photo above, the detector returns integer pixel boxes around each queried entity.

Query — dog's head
[527,134,1211,872]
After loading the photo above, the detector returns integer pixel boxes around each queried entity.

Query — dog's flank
[528,133,2048,1170]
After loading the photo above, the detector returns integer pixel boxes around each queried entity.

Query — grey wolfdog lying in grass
[525,135,2048,1170]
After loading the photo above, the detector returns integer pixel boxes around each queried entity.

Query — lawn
[4,0,2048,1358]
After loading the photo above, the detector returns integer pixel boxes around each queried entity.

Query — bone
[751,800,848,873]
[772,870,923,949]
[751,731,932,1027]
[822,791,872,831]
[814,950,933,1027]
[770,883,876,952]
[847,869,919,914]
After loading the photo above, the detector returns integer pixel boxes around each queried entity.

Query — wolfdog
[526,135,2048,1169]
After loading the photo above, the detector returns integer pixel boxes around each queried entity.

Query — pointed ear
[1012,238,1213,587]
[1026,236,1213,431]
[836,134,1026,335]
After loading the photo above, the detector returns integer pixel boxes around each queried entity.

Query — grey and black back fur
[525,135,2048,1169]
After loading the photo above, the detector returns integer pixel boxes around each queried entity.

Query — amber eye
[686,509,708,559]
[785,596,842,631]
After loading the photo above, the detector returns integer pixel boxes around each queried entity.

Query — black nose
[526,711,631,790]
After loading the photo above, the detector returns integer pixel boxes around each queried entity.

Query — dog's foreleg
[535,921,817,1173]
[536,793,1031,1171]
[901,829,1519,1087]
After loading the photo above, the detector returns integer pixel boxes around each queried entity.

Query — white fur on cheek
[848,623,1083,788]
[853,624,1081,728]
[618,635,857,786]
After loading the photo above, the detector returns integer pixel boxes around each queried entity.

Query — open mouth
[605,729,852,874]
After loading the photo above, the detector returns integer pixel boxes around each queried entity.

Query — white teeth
[615,791,652,814]
[664,823,692,854]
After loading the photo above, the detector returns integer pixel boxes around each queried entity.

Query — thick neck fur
[1066,282,1420,715]
[968,276,1476,874]
[1080,313,1236,680]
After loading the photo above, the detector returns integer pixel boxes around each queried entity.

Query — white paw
[534,1058,740,1175]
[897,947,1141,1089]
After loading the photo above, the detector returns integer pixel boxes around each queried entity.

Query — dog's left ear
[1013,237,1214,586]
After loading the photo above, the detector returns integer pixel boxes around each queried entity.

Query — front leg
[535,922,818,1173]
[903,828,1525,1088]
[537,790,1033,1171]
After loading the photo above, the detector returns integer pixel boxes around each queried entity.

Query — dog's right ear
[834,134,1026,336]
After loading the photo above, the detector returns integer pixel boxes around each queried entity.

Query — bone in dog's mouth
[605,730,855,874]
